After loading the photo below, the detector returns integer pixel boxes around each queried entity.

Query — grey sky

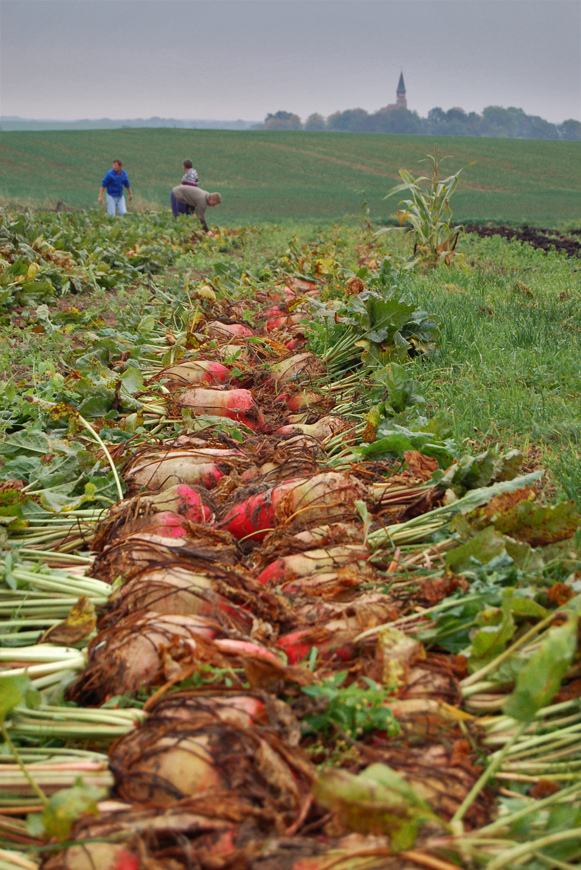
[1,0,579,124]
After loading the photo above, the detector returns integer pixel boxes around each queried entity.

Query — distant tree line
[263,106,581,140]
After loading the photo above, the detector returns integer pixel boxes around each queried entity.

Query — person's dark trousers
[171,192,194,217]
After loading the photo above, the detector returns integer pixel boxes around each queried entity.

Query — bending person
[171,185,221,232]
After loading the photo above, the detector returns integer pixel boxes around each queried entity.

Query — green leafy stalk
[24,396,123,502]
[0,675,48,808]
[451,720,529,826]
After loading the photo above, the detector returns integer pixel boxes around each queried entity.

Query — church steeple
[379,71,408,113]
[396,71,407,108]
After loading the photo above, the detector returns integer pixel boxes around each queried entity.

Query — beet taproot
[219,472,367,541]
[67,612,226,704]
[268,353,323,387]
[151,360,230,386]
[123,446,246,493]
[178,387,265,430]
[106,565,252,629]
[255,544,369,586]
[206,320,254,340]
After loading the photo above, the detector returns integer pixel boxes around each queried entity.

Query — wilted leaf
[38,484,86,513]
[194,284,216,301]
[137,314,156,334]
[381,363,425,414]
[120,363,144,395]
[440,451,496,491]
[313,763,444,851]
[493,500,580,546]
[446,526,539,574]
[492,449,523,482]
[403,450,439,481]
[0,487,29,530]
[77,386,115,417]
[361,420,456,465]
[451,487,535,536]
[41,595,97,645]
[0,429,70,460]
[470,598,515,668]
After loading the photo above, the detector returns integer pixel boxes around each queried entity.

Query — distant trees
[371,108,424,134]
[262,104,579,141]
[327,108,371,132]
[263,111,302,131]
[559,119,581,141]
[304,113,326,131]
[479,106,557,139]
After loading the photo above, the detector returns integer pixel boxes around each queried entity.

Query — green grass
[405,235,581,504]
[0,129,580,225]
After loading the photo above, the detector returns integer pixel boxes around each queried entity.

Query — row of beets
[45,281,486,869]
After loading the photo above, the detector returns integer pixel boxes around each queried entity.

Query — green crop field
[0,128,580,225]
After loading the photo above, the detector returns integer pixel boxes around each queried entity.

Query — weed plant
[381,146,470,268]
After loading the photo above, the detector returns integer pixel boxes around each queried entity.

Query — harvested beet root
[67,611,228,704]
[122,446,247,493]
[178,387,265,430]
[109,716,313,813]
[150,359,230,387]
[206,320,254,340]
[219,472,367,541]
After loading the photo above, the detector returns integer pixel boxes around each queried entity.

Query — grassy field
[404,237,581,506]
[1,128,580,225]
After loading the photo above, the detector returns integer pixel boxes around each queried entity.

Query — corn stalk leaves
[40,595,97,645]
[380,148,471,269]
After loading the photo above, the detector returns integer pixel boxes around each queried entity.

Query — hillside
[0,128,580,225]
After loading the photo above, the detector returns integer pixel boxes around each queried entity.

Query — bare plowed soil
[465,224,581,257]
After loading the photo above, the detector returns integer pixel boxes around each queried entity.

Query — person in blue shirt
[98,160,132,216]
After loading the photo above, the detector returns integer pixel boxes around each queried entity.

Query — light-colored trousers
[106,193,127,216]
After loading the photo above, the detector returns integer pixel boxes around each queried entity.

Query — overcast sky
[1,0,579,124]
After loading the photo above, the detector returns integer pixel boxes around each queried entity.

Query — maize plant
[382,146,472,269]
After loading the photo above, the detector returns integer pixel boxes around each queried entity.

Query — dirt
[464,224,581,258]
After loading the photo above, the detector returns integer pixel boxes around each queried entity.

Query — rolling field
[0,128,580,225]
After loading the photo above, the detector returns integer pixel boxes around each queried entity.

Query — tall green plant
[381,146,472,269]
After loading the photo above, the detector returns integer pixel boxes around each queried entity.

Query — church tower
[396,72,407,109]
[379,72,408,113]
